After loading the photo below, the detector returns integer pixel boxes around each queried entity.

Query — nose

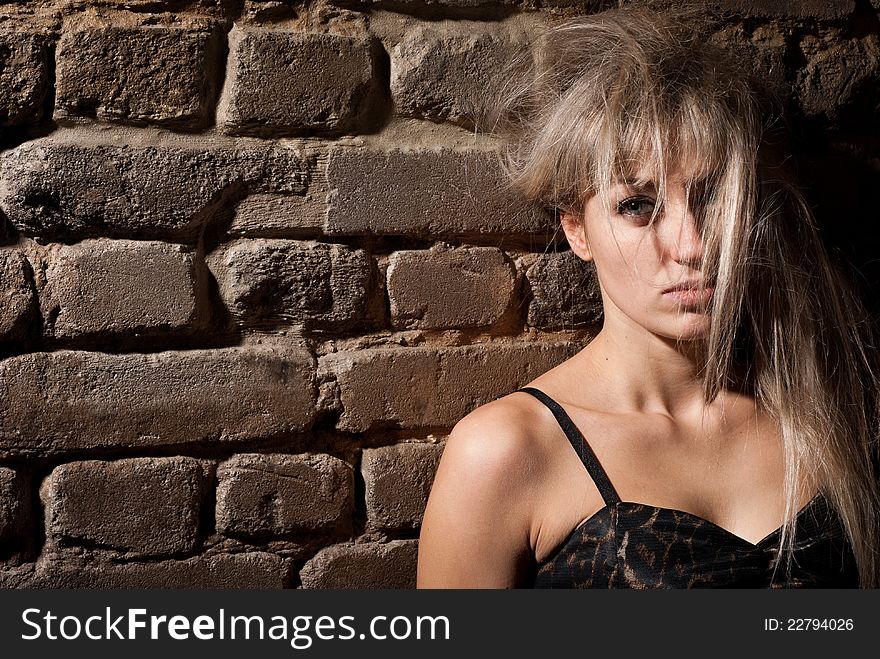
[662,201,703,268]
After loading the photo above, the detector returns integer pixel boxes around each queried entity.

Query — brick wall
[1,0,878,589]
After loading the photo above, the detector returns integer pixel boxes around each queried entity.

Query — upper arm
[416,401,540,588]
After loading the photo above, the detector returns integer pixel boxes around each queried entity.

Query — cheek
[592,234,658,290]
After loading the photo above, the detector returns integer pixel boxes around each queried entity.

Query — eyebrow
[612,178,658,190]
[614,176,707,189]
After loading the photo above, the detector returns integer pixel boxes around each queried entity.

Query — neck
[580,317,716,418]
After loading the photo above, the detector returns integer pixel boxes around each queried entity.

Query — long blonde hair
[488,6,880,587]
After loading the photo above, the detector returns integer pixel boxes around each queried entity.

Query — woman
[416,6,880,588]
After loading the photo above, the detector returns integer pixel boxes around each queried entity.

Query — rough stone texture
[711,25,790,100]
[31,552,287,588]
[710,0,856,19]
[0,345,315,457]
[362,442,443,531]
[325,147,550,236]
[33,239,206,341]
[226,193,327,237]
[0,29,49,126]
[0,136,311,242]
[43,457,207,557]
[207,239,371,331]
[386,246,515,329]
[55,24,223,129]
[218,28,379,136]
[330,0,527,7]
[526,251,603,329]
[299,540,418,589]
[391,27,526,128]
[0,248,36,343]
[322,341,581,432]
[216,453,354,538]
[797,35,880,119]
[541,0,620,7]
[0,467,26,547]
[0,564,34,588]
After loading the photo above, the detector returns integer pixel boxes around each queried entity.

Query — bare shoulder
[429,393,550,523]
[443,394,549,483]
[416,392,550,588]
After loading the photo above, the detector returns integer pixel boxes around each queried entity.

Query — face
[561,171,714,342]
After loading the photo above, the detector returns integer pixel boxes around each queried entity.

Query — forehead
[610,168,710,192]
[618,146,716,184]
[607,110,726,188]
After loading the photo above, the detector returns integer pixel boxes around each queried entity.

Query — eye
[616,196,656,218]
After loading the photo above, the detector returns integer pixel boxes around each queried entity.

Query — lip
[662,280,711,293]
[663,286,714,305]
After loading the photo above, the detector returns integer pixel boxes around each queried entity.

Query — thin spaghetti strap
[517,386,621,506]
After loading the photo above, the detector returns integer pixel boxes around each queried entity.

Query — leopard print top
[517,387,860,588]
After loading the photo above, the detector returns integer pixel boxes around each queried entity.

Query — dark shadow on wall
[790,2,880,320]
[0,110,59,154]
[0,208,14,247]
[111,0,245,16]
[0,36,58,153]
[795,136,880,321]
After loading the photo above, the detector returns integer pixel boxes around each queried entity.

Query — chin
[662,316,711,342]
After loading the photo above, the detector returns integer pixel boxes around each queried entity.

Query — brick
[362,443,443,531]
[322,341,580,432]
[55,24,223,129]
[710,26,790,101]
[387,246,515,329]
[226,193,326,237]
[391,28,526,128]
[526,251,603,328]
[709,0,855,19]
[330,0,524,7]
[325,147,550,236]
[43,457,207,557]
[797,35,880,119]
[32,552,287,588]
[34,239,205,341]
[0,564,35,589]
[299,540,417,589]
[218,28,379,136]
[0,135,311,242]
[217,453,354,538]
[207,239,370,331]
[539,0,616,7]
[0,467,26,547]
[0,345,315,457]
[0,248,36,343]
[0,29,49,126]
